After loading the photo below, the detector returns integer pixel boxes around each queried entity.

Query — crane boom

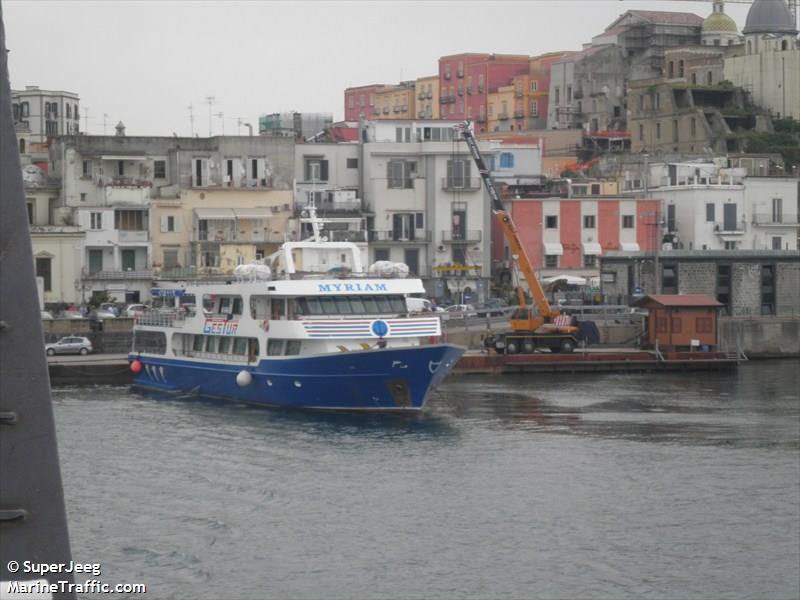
[455,123,559,322]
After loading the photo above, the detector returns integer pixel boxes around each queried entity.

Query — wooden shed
[634,295,723,351]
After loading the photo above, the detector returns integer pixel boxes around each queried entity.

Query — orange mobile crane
[455,122,599,354]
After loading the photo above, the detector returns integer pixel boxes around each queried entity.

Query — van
[406,297,432,313]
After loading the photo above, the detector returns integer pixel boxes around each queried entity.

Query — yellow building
[372,84,416,120]
[415,75,439,119]
[487,85,516,132]
[150,188,293,276]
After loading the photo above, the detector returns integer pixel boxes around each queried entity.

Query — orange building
[635,295,723,351]
[487,84,516,132]
[372,83,416,120]
[415,75,439,119]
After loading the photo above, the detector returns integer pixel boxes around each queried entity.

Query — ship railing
[136,310,186,328]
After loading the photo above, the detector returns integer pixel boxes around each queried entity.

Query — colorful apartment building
[344,84,387,121]
[372,83,416,120]
[439,53,530,131]
[415,75,439,119]
[498,195,661,277]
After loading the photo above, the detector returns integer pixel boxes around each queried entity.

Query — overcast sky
[3,0,752,136]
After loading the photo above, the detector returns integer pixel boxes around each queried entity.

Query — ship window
[320,297,337,315]
[218,337,232,354]
[219,297,230,313]
[305,297,322,314]
[390,297,406,312]
[375,296,391,313]
[268,339,284,356]
[250,295,269,319]
[350,296,366,313]
[271,298,286,319]
[335,296,353,314]
[233,338,248,355]
[193,335,205,352]
[361,296,378,313]
[285,340,302,355]
[232,297,243,315]
[205,336,219,353]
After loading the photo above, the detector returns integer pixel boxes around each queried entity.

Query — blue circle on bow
[371,320,389,338]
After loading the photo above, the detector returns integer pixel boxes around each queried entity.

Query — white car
[41,310,54,320]
[94,309,116,319]
[45,336,93,356]
[125,303,147,317]
[443,304,478,319]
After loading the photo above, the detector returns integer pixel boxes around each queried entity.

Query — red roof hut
[634,295,723,351]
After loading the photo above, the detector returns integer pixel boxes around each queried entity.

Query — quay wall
[41,316,799,357]
[718,317,800,357]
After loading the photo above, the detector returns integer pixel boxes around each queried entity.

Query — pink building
[344,84,388,121]
[438,53,529,127]
[495,197,661,276]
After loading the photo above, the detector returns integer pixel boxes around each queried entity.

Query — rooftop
[635,294,723,307]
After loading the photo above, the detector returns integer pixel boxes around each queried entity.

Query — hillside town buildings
[18,0,800,309]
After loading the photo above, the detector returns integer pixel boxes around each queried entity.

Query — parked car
[41,310,54,320]
[477,298,511,317]
[62,311,85,319]
[443,304,478,319]
[94,309,116,319]
[125,303,147,317]
[45,336,93,356]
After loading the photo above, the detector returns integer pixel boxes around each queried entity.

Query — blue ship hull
[128,344,464,412]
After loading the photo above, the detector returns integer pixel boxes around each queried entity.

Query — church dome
[743,0,798,35]
[703,11,739,33]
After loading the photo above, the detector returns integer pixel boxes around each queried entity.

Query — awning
[194,208,235,219]
[543,242,564,256]
[620,242,640,252]
[98,155,147,161]
[582,242,602,255]
[232,208,271,219]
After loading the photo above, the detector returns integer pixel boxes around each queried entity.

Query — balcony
[431,264,482,278]
[515,89,523,98]
[442,230,482,243]
[751,213,799,227]
[82,268,154,280]
[713,221,747,234]
[514,110,525,119]
[118,230,149,243]
[426,91,432,99]
[326,230,368,242]
[103,184,151,206]
[498,112,509,121]
[418,92,426,100]
[457,69,464,78]
[441,177,482,191]
[193,230,285,244]
[369,230,432,243]
[85,228,149,246]
[444,72,451,80]
[295,199,362,215]
[476,116,487,123]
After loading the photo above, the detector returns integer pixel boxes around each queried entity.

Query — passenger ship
[129,211,464,412]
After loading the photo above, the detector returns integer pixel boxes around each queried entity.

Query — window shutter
[320,160,329,181]
[160,216,168,233]
[387,161,394,188]
[305,160,311,182]
[174,216,182,233]
[392,214,401,240]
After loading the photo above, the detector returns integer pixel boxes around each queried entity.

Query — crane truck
[455,122,599,354]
